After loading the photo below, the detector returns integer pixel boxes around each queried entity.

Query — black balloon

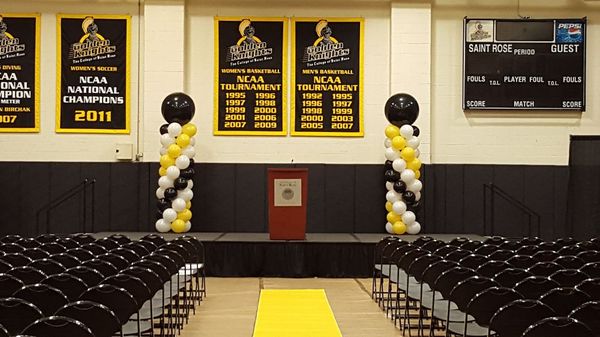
[156,198,171,211]
[393,181,407,193]
[159,123,169,135]
[403,191,416,204]
[161,92,196,124]
[384,93,419,127]
[409,201,422,212]
[164,187,177,199]
[385,169,400,182]
[384,160,393,170]
[180,167,195,179]
[412,125,420,137]
[156,210,164,220]
[174,177,188,190]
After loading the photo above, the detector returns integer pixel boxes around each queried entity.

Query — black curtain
[567,136,600,239]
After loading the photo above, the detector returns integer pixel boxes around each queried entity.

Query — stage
[95,232,486,277]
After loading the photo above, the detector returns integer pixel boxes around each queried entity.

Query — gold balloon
[401,147,415,162]
[160,155,175,169]
[385,201,393,212]
[171,219,186,233]
[176,134,191,148]
[182,123,197,137]
[392,136,406,150]
[384,125,400,139]
[415,170,421,179]
[159,167,167,176]
[186,201,192,209]
[387,211,401,224]
[167,144,182,158]
[392,221,407,235]
[177,209,192,221]
[407,158,422,171]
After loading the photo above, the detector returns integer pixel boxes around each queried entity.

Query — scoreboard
[463,18,586,111]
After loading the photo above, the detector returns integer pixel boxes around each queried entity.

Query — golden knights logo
[69,16,116,60]
[226,19,273,64]
[303,20,350,64]
[0,15,26,57]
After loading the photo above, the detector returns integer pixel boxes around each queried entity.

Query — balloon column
[155,93,197,233]
[383,93,422,235]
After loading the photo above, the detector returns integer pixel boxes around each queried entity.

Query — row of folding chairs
[0,233,206,337]
[371,235,600,337]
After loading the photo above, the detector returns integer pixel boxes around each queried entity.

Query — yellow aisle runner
[253,289,343,337]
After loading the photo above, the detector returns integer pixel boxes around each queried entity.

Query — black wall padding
[0,162,573,239]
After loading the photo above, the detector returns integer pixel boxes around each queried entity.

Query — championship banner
[291,18,363,137]
[0,14,40,132]
[214,17,287,136]
[56,14,130,133]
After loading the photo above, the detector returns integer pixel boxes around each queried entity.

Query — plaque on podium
[267,168,308,240]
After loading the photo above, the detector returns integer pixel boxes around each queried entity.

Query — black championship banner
[214,17,287,136]
[0,14,40,132]
[292,18,363,136]
[57,14,130,133]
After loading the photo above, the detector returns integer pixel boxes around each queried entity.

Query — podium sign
[268,169,308,240]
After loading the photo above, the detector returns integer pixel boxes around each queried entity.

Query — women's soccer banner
[291,18,364,137]
[214,17,287,136]
[0,14,40,132]
[57,14,130,133]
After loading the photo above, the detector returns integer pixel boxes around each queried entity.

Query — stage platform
[94,232,486,277]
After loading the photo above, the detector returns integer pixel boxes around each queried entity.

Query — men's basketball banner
[291,18,364,137]
[57,14,130,133]
[0,14,40,132]
[214,17,287,136]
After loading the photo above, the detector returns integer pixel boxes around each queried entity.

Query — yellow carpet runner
[253,289,343,337]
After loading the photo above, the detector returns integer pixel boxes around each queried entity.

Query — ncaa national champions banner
[214,17,287,136]
[0,14,40,132]
[291,18,364,137]
[57,14,130,133]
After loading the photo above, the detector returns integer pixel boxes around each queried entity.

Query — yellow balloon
[401,147,415,162]
[186,201,192,209]
[176,134,191,148]
[392,136,406,150]
[177,209,192,221]
[387,211,401,224]
[171,219,186,233]
[167,144,182,158]
[407,158,422,171]
[385,125,400,139]
[393,221,407,235]
[159,167,167,176]
[160,155,175,169]
[385,201,393,212]
[415,170,421,179]
[182,123,197,137]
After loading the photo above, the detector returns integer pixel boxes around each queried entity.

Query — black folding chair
[514,276,560,300]
[21,316,94,337]
[66,266,105,287]
[107,234,132,245]
[527,261,562,277]
[0,260,11,274]
[111,247,142,264]
[35,234,60,243]
[515,245,540,256]
[458,254,487,270]
[83,259,119,278]
[487,250,514,261]
[21,248,50,260]
[539,287,591,316]
[0,235,22,244]
[0,324,7,337]
[69,233,96,245]
[0,297,43,336]
[549,269,589,287]
[80,284,139,337]
[103,274,154,336]
[532,250,560,262]
[472,245,496,256]
[578,250,600,263]
[81,243,109,255]
[522,316,594,337]
[42,273,88,301]
[56,301,121,337]
[569,301,600,336]
[488,299,555,337]
[476,261,511,278]
[58,237,81,249]
[95,237,121,251]
[39,242,67,255]
[581,262,600,278]
[48,253,81,269]
[460,241,483,252]
[554,255,586,269]
[12,283,69,316]
[506,255,535,269]
[0,253,32,267]
[0,243,25,254]
[493,268,532,288]
[0,273,23,298]
[65,247,95,262]
[7,266,46,285]
[97,253,130,271]
[445,276,499,336]
[448,237,469,247]
[28,258,66,276]
[14,238,40,249]
[576,278,600,300]
[141,234,167,248]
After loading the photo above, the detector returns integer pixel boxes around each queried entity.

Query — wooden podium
[267,168,308,240]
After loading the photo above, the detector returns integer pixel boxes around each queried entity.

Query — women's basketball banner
[291,18,363,137]
[57,14,130,133]
[214,17,287,136]
[0,14,40,132]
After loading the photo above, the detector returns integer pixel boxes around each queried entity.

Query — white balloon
[400,169,416,184]
[402,211,416,225]
[160,134,175,146]
[384,138,392,148]
[172,198,187,212]
[385,147,400,161]
[190,137,196,146]
[158,176,174,189]
[385,222,394,234]
[175,155,190,169]
[187,179,194,189]
[166,166,180,180]
[392,201,407,215]
[415,149,421,158]
[400,125,414,139]
[407,136,420,149]
[159,146,167,156]
[386,190,401,203]
[408,180,423,193]
[184,221,192,232]
[178,189,194,202]
[163,208,177,222]
[182,146,196,159]
[406,222,421,235]
[415,191,422,201]
[385,181,394,191]
[392,159,406,172]
[168,123,182,138]
[155,187,165,199]
[155,219,170,233]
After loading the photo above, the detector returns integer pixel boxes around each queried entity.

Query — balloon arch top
[383,93,423,235]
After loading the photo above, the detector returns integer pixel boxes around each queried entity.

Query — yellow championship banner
[56,14,130,134]
[213,17,287,136]
[0,13,40,132]
[291,18,364,137]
